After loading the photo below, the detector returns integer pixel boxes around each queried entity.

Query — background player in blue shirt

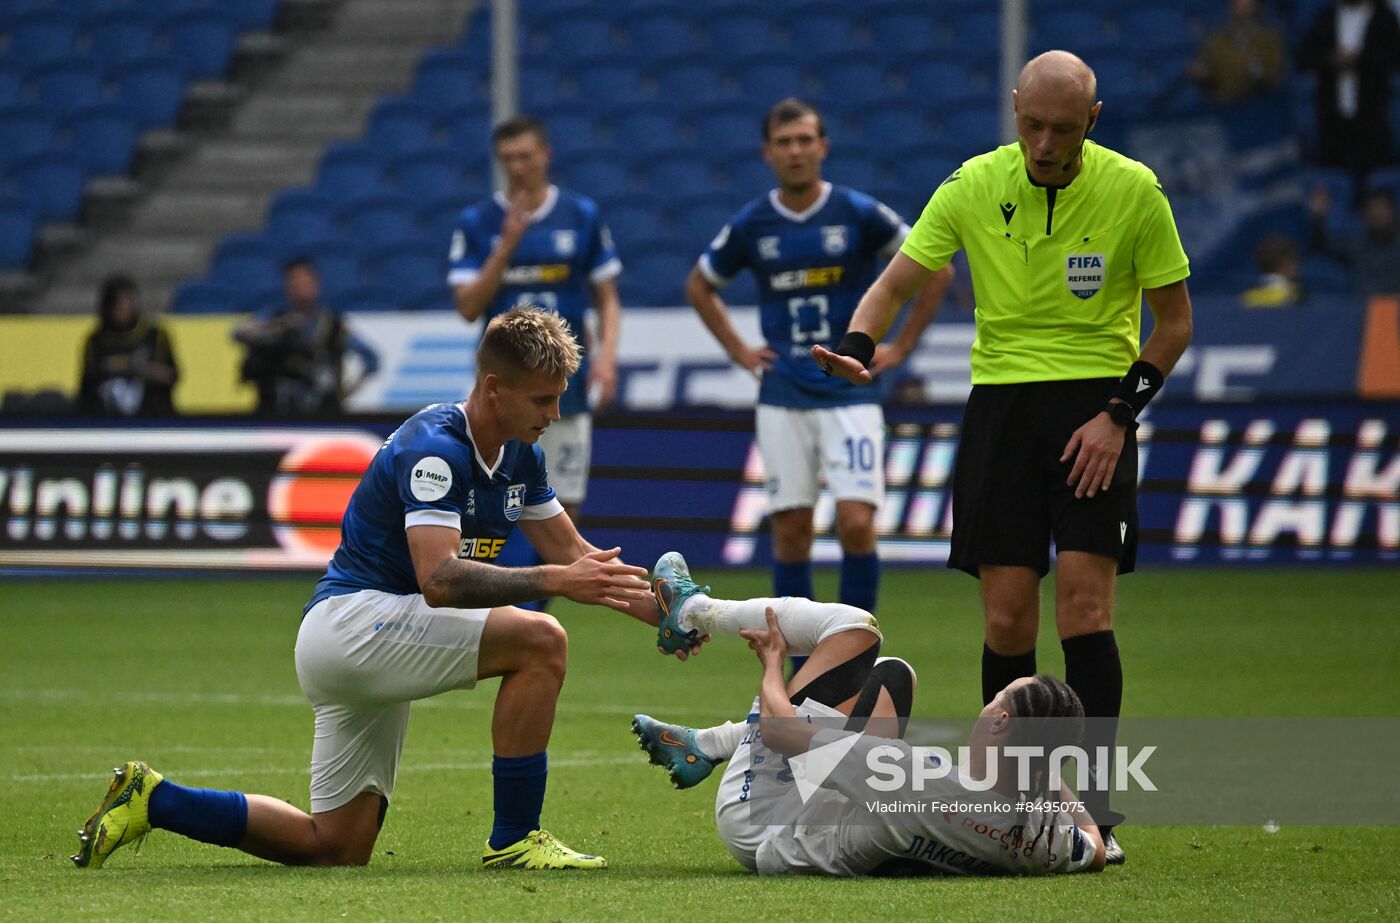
[73,308,663,872]
[448,116,622,523]
[685,98,952,673]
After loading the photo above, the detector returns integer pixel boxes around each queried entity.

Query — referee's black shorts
[948,378,1138,578]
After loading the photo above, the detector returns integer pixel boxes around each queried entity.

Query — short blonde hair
[477,305,582,380]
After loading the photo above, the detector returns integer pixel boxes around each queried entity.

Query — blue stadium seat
[9,149,86,222]
[265,188,336,251]
[650,58,738,108]
[417,194,468,246]
[572,61,650,107]
[825,153,883,192]
[210,233,281,292]
[815,59,893,109]
[948,10,999,55]
[894,153,961,197]
[643,156,714,195]
[437,102,492,160]
[65,103,140,176]
[735,59,808,106]
[535,10,618,61]
[559,151,632,193]
[606,202,669,253]
[903,59,982,102]
[342,192,420,250]
[112,56,186,129]
[721,155,776,194]
[171,278,237,314]
[0,194,34,268]
[404,284,454,311]
[0,63,22,108]
[529,109,603,160]
[29,56,107,120]
[0,105,56,167]
[624,12,694,63]
[368,239,445,292]
[328,283,400,314]
[390,147,470,203]
[705,14,785,58]
[1115,8,1196,56]
[937,108,1002,156]
[612,106,688,159]
[671,199,734,252]
[413,48,476,112]
[792,14,871,58]
[228,0,281,30]
[300,238,364,298]
[4,10,80,66]
[519,63,564,109]
[1091,53,1144,113]
[619,244,692,306]
[869,10,945,59]
[158,9,239,81]
[85,10,160,67]
[315,141,388,201]
[366,96,438,155]
[1031,10,1114,56]
[694,105,762,162]
[857,104,933,152]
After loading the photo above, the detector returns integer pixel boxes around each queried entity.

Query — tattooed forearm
[423,556,552,609]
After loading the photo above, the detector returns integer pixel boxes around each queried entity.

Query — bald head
[1013,51,1102,186]
[1018,51,1098,109]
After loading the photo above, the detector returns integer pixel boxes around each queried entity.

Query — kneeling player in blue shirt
[72,307,662,871]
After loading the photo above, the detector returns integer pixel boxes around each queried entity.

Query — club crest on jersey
[1065,253,1106,299]
[758,236,781,261]
[552,230,576,256]
[820,225,848,255]
[504,483,526,521]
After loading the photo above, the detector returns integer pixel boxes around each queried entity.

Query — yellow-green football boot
[72,761,163,869]
[481,829,607,870]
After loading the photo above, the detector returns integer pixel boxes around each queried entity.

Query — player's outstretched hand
[867,342,909,377]
[739,606,788,672]
[555,547,652,608]
[810,344,872,385]
[1060,411,1126,499]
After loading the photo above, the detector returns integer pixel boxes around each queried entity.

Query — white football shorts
[713,696,848,871]
[755,403,885,513]
[538,412,592,506]
[294,590,489,813]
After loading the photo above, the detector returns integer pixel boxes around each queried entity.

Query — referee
[814,51,1193,865]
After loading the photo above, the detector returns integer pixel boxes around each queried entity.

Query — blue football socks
[489,752,549,850]
[839,551,880,615]
[147,779,249,848]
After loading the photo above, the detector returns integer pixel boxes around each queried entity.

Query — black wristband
[833,331,876,369]
[1115,360,1165,415]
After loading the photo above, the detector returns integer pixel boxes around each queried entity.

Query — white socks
[694,720,746,761]
[677,593,879,655]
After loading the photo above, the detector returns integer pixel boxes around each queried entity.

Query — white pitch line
[16,755,645,784]
[0,687,728,718]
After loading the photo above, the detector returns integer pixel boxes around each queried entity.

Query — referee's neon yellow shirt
[901,140,1190,385]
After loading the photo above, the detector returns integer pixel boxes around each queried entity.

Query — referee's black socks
[1062,629,1123,824]
[981,644,1037,705]
[1061,629,1122,721]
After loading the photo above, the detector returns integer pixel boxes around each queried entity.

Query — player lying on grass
[636,553,1107,875]
[70,307,676,872]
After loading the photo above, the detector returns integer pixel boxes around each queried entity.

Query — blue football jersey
[306,402,561,611]
[698,183,908,408]
[447,185,620,417]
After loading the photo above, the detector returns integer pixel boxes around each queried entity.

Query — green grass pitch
[3,567,1399,921]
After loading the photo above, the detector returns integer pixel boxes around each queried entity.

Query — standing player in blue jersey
[685,98,952,671]
[449,115,622,525]
[71,308,665,872]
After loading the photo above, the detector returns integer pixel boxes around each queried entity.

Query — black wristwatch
[1105,400,1136,429]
